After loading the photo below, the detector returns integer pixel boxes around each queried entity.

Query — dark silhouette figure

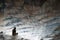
[12,27,18,36]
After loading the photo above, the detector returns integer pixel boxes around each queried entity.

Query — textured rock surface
[0,0,60,40]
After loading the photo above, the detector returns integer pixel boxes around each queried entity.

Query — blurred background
[0,0,60,40]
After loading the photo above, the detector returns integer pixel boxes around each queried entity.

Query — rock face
[0,0,60,13]
[24,0,47,6]
[0,0,60,40]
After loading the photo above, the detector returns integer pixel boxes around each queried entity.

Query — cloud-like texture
[0,0,60,40]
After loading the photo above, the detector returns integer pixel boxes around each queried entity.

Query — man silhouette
[12,27,18,36]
